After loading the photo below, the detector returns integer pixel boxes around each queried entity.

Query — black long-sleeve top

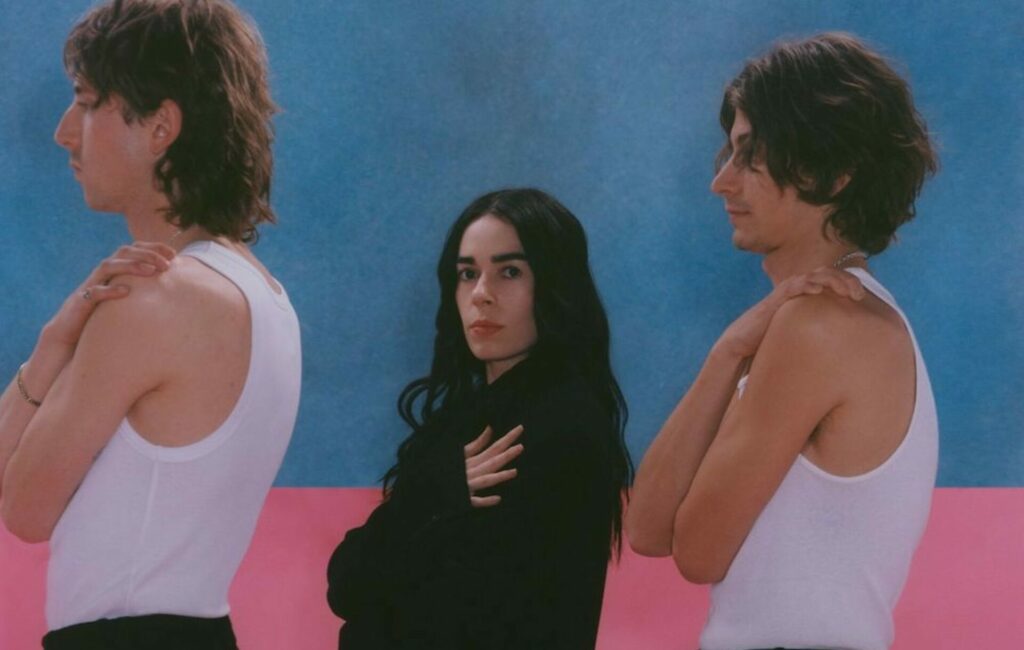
[326,356,617,649]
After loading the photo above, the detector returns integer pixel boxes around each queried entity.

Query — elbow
[1,501,53,544]
[625,527,672,557]
[12,527,51,544]
[671,543,726,585]
[325,585,346,620]
[669,504,731,584]
[674,558,724,585]
[623,509,672,557]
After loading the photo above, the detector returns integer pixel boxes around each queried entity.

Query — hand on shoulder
[715,266,865,360]
[40,243,175,353]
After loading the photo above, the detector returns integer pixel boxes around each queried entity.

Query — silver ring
[82,288,92,302]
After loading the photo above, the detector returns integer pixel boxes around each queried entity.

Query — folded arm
[329,403,615,649]
[1,283,170,542]
[327,431,472,621]
[0,243,172,508]
[625,344,746,556]
[0,335,75,502]
[403,414,612,649]
[627,269,863,563]
[671,296,847,582]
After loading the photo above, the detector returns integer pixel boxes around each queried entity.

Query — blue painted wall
[0,1,1020,487]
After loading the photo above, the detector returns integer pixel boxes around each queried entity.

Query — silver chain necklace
[168,226,188,250]
[832,250,868,269]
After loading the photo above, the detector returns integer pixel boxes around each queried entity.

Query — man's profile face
[710,110,813,254]
[54,80,155,214]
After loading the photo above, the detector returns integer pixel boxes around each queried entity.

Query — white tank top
[700,268,939,650]
[46,241,302,631]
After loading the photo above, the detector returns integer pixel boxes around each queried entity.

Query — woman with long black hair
[326,188,632,649]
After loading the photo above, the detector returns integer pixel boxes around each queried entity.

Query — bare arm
[1,284,175,542]
[0,244,173,538]
[625,344,745,556]
[0,336,75,496]
[671,296,849,582]
[626,268,864,558]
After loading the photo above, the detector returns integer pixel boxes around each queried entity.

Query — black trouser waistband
[43,614,237,650]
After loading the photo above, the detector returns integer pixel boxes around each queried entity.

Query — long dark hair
[387,188,633,555]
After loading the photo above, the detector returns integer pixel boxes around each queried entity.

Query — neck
[762,236,864,286]
[123,202,215,251]
[122,193,174,240]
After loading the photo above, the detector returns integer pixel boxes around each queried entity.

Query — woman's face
[455,214,537,384]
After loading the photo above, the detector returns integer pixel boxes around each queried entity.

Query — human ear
[149,99,182,155]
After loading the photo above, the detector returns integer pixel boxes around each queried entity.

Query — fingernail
[140,263,156,272]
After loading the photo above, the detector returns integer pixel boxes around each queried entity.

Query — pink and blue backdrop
[2,0,1022,647]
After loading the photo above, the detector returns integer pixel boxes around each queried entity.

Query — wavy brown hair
[63,0,277,243]
[717,32,938,254]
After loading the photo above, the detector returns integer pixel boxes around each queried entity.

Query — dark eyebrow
[492,252,527,263]
[456,252,528,265]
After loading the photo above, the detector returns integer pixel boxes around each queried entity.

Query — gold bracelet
[16,363,42,407]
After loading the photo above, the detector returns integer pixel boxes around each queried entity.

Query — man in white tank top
[0,2,300,648]
[627,34,939,649]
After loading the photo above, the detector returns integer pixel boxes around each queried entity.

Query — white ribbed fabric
[700,268,938,650]
[46,241,301,631]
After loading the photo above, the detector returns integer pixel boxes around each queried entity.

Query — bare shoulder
[89,255,248,343]
[765,293,863,353]
[787,288,908,356]
[757,288,914,434]
[85,273,179,337]
[66,272,189,386]
[130,255,243,304]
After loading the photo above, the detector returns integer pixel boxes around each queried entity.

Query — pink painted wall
[2,488,1021,648]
